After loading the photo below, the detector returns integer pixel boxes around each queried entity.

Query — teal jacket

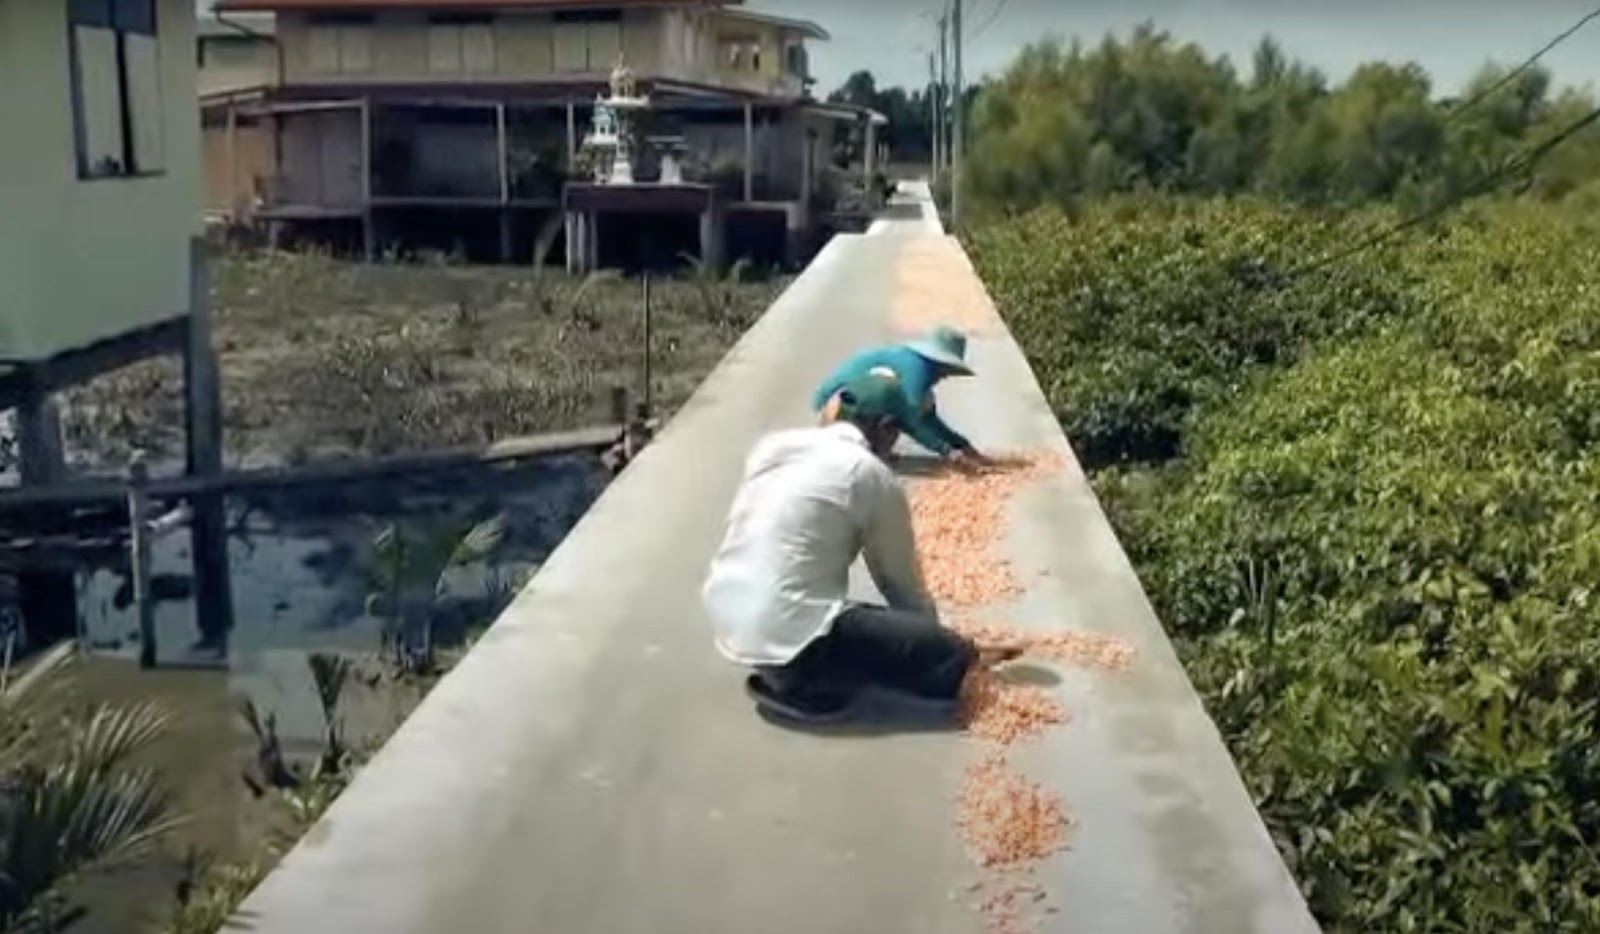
[812,345,972,456]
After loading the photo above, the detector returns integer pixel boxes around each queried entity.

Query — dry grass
[59,249,787,471]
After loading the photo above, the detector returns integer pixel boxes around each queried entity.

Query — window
[69,0,163,179]
[552,8,622,72]
[719,36,761,73]
[784,42,807,78]
[306,13,373,75]
[427,13,495,74]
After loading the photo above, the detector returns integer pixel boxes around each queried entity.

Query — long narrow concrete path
[234,188,1319,934]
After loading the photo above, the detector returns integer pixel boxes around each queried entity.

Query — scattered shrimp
[909,451,1065,609]
[958,752,1073,870]
[955,621,1136,673]
[960,668,1069,745]
[893,236,1003,336]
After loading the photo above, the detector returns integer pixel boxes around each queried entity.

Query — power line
[1445,4,1600,124]
[1284,102,1600,280]
[968,0,1012,41]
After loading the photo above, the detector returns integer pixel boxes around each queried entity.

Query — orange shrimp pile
[892,236,1002,337]
[955,621,1136,674]
[958,752,1073,869]
[889,234,1136,932]
[903,448,1078,932]
[960,669,1070,745]
[909,452,1065,609]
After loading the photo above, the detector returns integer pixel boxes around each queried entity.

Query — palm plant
[364,513,509,676]
[305,653,352,776]
[0,642,180,931]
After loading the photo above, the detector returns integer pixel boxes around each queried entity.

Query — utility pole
[928,51,940,181]
[937,12,949,183]
[950,0,964,229]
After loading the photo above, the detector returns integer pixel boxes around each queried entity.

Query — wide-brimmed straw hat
[902,324,973,376]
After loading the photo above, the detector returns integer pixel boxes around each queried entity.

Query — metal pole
[496,102,509,203]
[951,0,964,229]
[128,453,156,669]
[742,102,755,202]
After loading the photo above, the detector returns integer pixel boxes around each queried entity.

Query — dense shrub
[968,197,1417,469]
[980,199,1600,931]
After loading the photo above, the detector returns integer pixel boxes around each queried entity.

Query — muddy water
[74,453,609,747]
[39,454,611,932]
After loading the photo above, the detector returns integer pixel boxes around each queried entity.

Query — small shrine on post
[563,56,724,273]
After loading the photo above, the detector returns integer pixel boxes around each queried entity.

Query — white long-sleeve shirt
[702,422,936,667]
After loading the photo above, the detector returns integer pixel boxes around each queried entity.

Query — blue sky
[193,0,1600,98]
[757,0,1600,96]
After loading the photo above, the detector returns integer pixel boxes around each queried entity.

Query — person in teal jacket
[812,325,993,466]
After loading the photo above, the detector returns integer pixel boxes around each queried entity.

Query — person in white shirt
[702,371,1020,722]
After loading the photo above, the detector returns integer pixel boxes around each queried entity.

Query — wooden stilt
[13,375,75,649]
[183,238,234,655]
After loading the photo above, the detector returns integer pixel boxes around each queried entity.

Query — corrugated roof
[215,0,736,11]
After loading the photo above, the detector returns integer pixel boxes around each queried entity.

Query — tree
[958,26,1600,214]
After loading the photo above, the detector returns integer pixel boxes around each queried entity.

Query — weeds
[163,652,363,934]
[54,246,786,471]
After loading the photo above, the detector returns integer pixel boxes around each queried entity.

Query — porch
[200,80,888,270]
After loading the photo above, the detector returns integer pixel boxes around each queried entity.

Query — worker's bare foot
[975,642,1026,668]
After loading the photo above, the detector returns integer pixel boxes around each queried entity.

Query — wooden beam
[0,316,187,408]
[0,422,638,510]
[566,101,577,169]
[14,376,75,646]
[246,98,365,117]
[360,96,375,261]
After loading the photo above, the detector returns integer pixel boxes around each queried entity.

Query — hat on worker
[835,371,914,431]
[902,324,973,376]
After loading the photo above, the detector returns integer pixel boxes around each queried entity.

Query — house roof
[214,0,738,11]
[199,11,275,37]
[717,9,827,40]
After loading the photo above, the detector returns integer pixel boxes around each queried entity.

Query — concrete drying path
[234,191,1320,934]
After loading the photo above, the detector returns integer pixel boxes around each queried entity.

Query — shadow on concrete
[997,662,1062,689]
[890,453,1041,480]
[890,453,951,478]
[752,663,1061,736]
[752,689,964,737]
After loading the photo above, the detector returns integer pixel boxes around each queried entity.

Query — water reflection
[75,453,610,748]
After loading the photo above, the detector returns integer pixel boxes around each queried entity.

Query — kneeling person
[702,371,1018,722]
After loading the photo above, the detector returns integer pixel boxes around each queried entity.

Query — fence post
[127,452,156,669]
[641,272,653,419]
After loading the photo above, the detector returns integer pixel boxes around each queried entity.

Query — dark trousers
[758,604,977,702]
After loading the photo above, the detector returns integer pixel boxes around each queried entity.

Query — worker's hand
[950,448,996,474]
[975,641,1026,669]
